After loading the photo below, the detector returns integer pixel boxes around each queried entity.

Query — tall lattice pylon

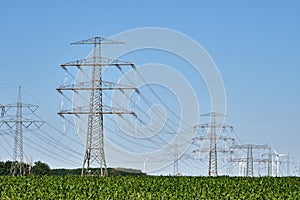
[57,36,138,176]
[193,112,234,176]
[0,86,44,176]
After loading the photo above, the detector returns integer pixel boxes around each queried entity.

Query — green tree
[32,161,50,175]
[0,161,11,175]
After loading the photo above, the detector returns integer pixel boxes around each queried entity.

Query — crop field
[0,176,299,199]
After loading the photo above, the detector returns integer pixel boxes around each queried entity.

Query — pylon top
[200,112,227,117]
[70,36,125,45]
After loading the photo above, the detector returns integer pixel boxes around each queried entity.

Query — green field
[0,176,299,199]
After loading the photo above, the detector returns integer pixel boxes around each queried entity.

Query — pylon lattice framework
[57,36,138,176]
[0,86,44,176]
[230,144,271,177]
[193,112,234,176]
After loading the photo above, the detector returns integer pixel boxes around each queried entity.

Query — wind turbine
[272,148,286,177]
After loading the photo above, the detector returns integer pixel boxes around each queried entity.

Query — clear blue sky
[0,1,299,174]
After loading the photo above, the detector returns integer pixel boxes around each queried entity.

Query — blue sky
[0,1,299,174]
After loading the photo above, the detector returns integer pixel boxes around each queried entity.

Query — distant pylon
[268,147,272,176]
[57,36,138,176]
[193,112,234,176]
[246,145,254,177]
[173,138,179,176]
[0,86,44,176]
[230,144,270,177]
[287,153,290,176]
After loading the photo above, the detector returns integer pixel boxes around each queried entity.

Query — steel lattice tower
[57,36,138,176]
[246,145,254,177]
[193,112,234,176]
[0,86,44,176]
[12,86,23,175]
[230,144,270,177]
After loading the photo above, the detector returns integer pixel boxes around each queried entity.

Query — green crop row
[0,176,299,199]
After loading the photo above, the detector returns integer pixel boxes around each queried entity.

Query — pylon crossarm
[193,123,210,130]
[60,56,135,68]
[193,148,232,154]
[0,119,44,129]
[21,120,44,129]
[58,105,136,116]
[193,133,234,140]
[57,81,139,93]
[200,112,228,117]
[70,36,125,45]
[230,158,248,162]
[192,136,210,141]
[231,144,269,149]
[0,121,16,129]
[4,104,39,113]
[231,158,270,162]
[194,123,233,130]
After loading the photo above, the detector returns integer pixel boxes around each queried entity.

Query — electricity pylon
[173,141,179,176]
[230,144,270,177]
[57,36,138,176]
[0,86,44,176]
[193,112,234,176]
[246,145,254,177]
[170,137,179,176]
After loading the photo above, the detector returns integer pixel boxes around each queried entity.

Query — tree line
[0,160,146,176]
[0,160,50,175]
